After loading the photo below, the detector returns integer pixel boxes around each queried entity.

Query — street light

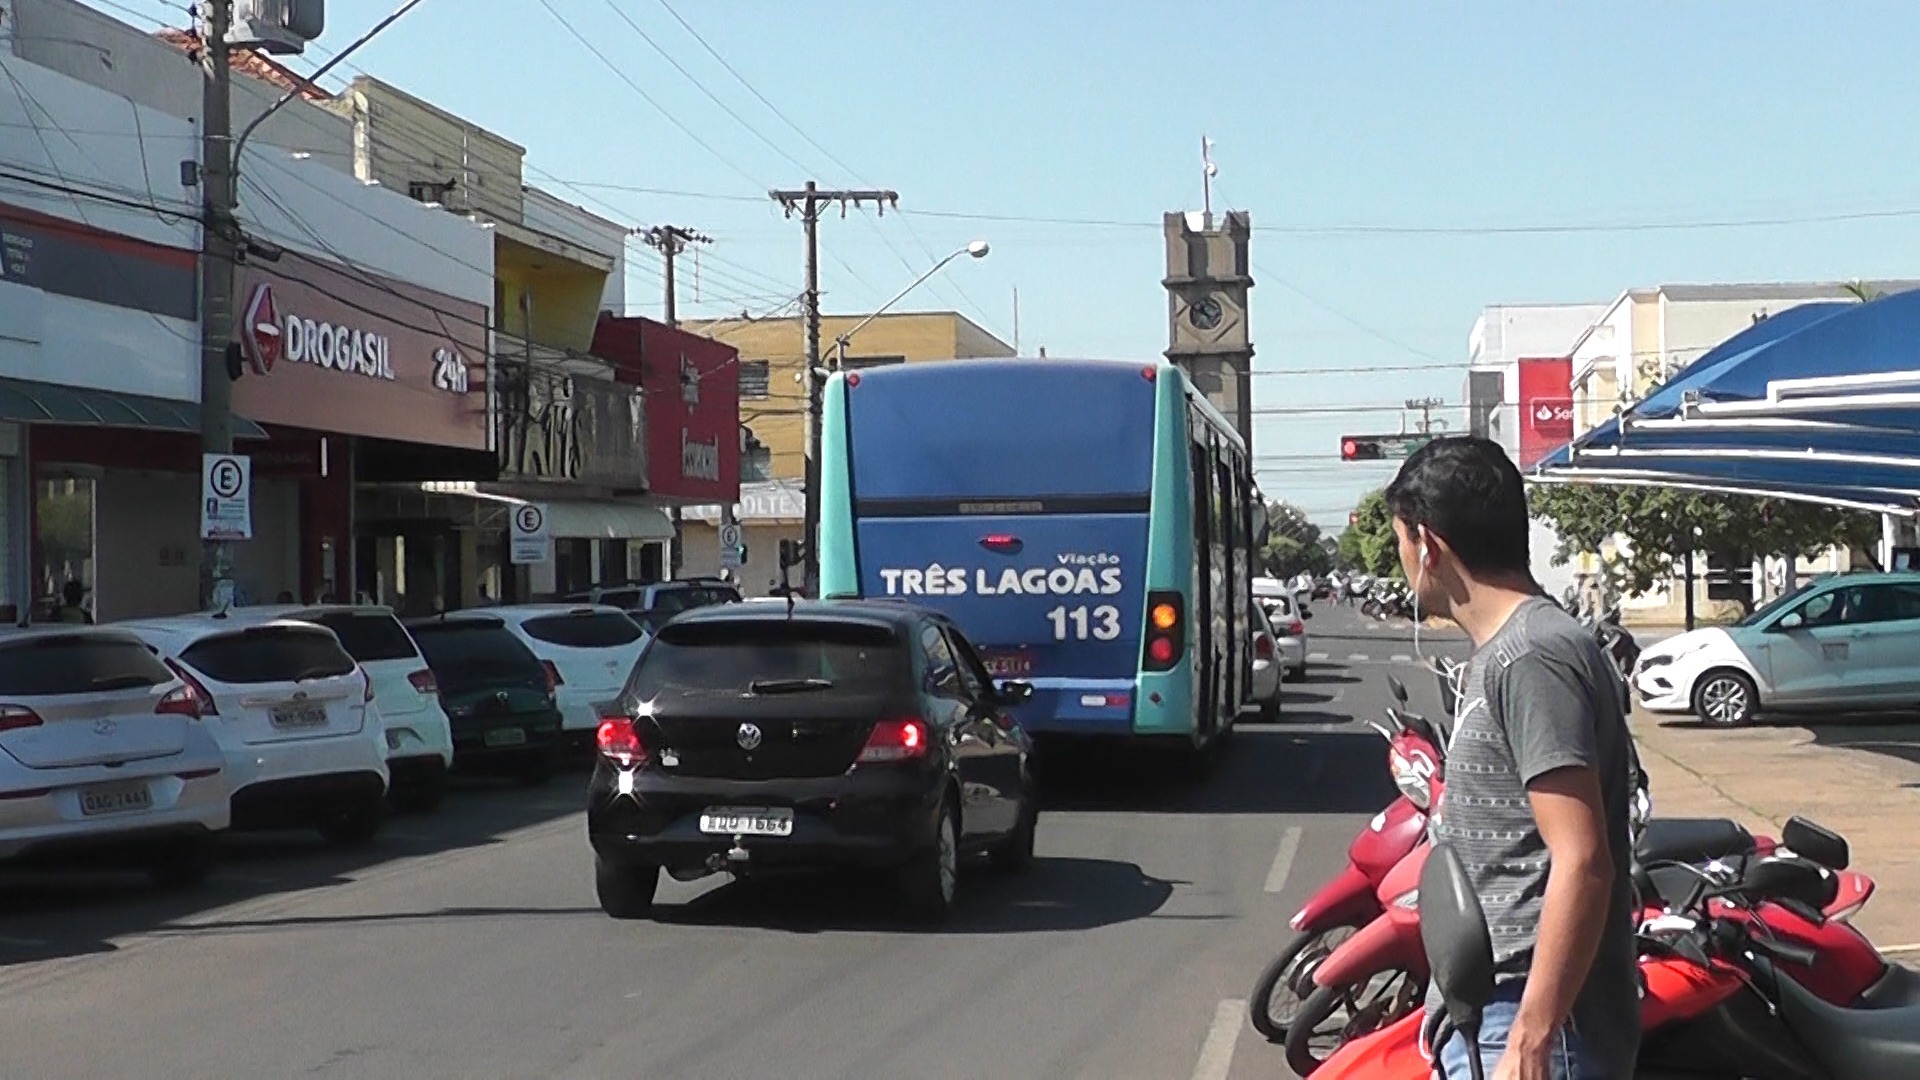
[829,240,990,370]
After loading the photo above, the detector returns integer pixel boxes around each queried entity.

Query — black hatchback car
[406,614,565,785]
[587,600,1038,923]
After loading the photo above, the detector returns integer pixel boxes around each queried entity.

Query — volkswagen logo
[735,723,763,751]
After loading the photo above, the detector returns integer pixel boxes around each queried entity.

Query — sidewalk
[1633,708,1920,953]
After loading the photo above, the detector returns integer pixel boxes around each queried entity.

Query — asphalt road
[0,604,1468,1080]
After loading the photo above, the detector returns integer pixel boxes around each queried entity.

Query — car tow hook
[708,841,751,876]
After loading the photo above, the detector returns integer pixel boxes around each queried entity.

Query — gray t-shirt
[1425,597,1639,1077]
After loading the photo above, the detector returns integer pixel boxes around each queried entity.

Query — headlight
[1639,654,1674,670]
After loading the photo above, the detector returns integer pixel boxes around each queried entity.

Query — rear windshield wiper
[747,677,834,695]
[90,674,159,691]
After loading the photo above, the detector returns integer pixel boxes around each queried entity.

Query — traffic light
[1340,436,1384,461]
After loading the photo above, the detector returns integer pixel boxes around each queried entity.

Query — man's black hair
[62,580,84,605]
[1383,436,1531,576]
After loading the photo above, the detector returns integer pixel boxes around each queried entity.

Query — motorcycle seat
[1773,959,1920,1076]
[1635,818,1755,866]
[1857,961,1920,1010]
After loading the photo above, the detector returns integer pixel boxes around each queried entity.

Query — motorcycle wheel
[1247,924,1358,1044]
[1284,969,1426,1076]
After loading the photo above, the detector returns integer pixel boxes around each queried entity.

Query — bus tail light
[1142,591,1186,672]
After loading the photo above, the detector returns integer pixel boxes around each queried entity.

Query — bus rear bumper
[1015,678,1138,736]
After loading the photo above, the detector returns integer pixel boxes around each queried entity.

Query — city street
[0,604,1465,1080]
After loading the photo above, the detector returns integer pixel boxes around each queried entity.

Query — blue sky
[111,0,1920,527]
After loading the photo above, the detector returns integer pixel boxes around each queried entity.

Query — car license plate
[484,727,528,748]
[982,650,1033,677]
[699,807,794,837]
[270,703,328,728]
[80,781,152,816]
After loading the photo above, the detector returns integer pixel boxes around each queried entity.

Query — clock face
[1189,296,1224,331]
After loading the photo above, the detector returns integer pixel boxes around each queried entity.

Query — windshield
[1735,579,1826,627]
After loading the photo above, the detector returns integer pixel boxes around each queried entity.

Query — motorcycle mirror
[1386,674,1409,705]
[1780,816,1850,871]
[1420,844,1497,1039]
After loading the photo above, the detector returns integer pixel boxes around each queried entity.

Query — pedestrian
[53,580,92,624]
[1383,437,1637,1080]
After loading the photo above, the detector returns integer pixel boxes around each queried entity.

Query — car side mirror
[995,679,1033,705]
[1420,844,1497,1037]
[1782,816,1850,870]
[1775,612,1805,631]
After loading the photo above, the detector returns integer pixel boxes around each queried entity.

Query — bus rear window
[847,362,1155,504]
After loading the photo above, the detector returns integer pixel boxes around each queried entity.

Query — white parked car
[268,605,454,813]
[482,605,649,745]
[0,626,230,887]
[120,612,389,844]
[1633,571,1920,728]
[1248,606,1286,721]
[1252,581,1309,681]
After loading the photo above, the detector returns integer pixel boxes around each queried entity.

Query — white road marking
[1883,943,1920,954]
[1264,825,1303,894]
[1308,652,1329,661]
[1321,688,1347,707]
[1192,998,1245,1080]
[1391,654,1412,663]
[1347,653,1368,662]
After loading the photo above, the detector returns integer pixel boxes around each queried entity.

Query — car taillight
[0,705,44,733]
[408,669,438,695]
[595,714,647,768]
[1142,590,1185,672]
[154,683,204,719]
[163,661,218,716]
[1254,634,1274,661]
[1287,619,1305,636]
[541,660,565,693]
[857,717,928,764]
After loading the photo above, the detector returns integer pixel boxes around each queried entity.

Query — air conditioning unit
[228,0,325,55]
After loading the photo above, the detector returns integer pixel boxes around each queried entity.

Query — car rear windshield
[595,588,643,609]
[409,622,545,691]
[179,626,357,685]
[646,587,738,619]
[522,612,644,649]
[632,620,906,697]
[0,635,174,696]
[304,612,418,663]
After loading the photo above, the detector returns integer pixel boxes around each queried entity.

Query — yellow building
[683,311,1014,480]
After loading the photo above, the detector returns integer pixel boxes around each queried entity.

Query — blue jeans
[1437,983,1612,1080]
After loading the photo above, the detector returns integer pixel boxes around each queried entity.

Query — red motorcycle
[1247,678,1445,1043]
[1315,840,1920,1080]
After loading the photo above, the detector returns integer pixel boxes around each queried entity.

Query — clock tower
[1163,209,1254,448]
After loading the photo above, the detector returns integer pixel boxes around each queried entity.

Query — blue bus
[815,357,1262,754]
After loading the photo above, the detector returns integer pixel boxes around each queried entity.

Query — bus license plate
[699,807,794,837]
[982,651,1033,677]
[80,782,153,816]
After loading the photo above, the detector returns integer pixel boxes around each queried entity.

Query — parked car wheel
[595,855,659,919]
[1693,669,1759,728]
[147,835,218,890]
[899,797,960,924]
[1285,664,1308,683]
[1259,691,1282,722]
[317,797,386,846]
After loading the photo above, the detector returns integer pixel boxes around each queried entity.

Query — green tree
[1261,501,1333,577]
[1528,484,1879,610]
[1336,489,1402,578]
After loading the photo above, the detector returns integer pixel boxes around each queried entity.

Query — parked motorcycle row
[1245,629,1919,1078]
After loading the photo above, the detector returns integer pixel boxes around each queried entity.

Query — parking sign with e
[200,453,253,541]
[510,502,551,564]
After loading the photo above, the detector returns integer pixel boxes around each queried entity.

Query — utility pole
[639,225,711,578]
[771,181,899,593]
[197,0,237,610]
[1404,396,1447,436]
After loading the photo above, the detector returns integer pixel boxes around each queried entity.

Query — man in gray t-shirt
[1384,438,1638,1080]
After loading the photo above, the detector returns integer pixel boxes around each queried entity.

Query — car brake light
[1287,619,1305,636]
[164,661,219,716]
[857,717,928,764]
[0,705,44,733]
[154,683,204,719]
[408,669,438,695]
[1254,634,1274,661]
[595,715,647,768]
[541,660,565,692]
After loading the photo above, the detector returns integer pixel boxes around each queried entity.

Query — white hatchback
[120,612,390,844]
[0,626,230,887]
[266,605,454,812]
[482,605,649,743]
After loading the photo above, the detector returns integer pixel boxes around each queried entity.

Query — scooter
[1246,678,1446,1043]
[1317,843,1920,1080]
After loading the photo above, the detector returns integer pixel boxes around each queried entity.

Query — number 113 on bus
[1047,605,1121,641]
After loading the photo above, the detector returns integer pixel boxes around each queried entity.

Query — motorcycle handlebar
[1757,935,1820,968]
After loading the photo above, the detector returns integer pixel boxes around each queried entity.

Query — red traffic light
[1341,439,1359,459]
[1340,436,1385,461]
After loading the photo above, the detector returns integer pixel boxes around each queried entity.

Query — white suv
[272,605,454,812]
[121,612,390,844]
[482,605,649,745]
[0,626,230,887]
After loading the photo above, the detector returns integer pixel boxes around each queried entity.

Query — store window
[36,476,95,623]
